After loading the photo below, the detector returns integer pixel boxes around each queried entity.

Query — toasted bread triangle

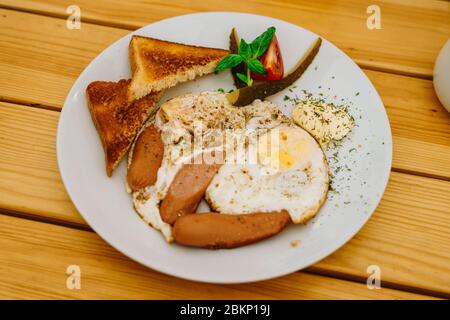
[129,35,229,99]
[86,79,161,176]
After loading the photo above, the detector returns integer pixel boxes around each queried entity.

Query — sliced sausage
[160,161,221,225]
[127,124,164,191]
[173,211,291,249]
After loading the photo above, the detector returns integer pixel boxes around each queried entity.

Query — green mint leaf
[247,58,268,75]
[238,38,251,60]
[236,72,249,85]
[250,26,276,58]
[214,54,244,74]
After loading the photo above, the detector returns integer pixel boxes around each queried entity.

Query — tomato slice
[252,34,284,81]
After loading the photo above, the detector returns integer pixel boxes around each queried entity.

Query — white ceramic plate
[57,12,392,283]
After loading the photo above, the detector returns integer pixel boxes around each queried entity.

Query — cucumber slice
[227,37,322,106]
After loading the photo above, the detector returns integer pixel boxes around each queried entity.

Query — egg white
[206,125,329,224]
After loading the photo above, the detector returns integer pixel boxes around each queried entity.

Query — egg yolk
[160,102,183,121]
[257,128,310,172]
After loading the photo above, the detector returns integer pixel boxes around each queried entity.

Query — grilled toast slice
[86,79,161,176]
[129,35,229,99]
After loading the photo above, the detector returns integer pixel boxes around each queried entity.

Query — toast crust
[86,79,160,176]
[129,35,229,99]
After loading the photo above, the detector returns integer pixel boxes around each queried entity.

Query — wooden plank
[2,0,449,78]
[1,102,449,296]
[311,172,450,297]
[0,9,128,109]
[365,70,450,180]
[1,9,449,178]
[0,102,83,226]
[0,213,434,299]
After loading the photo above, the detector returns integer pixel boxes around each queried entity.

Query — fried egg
[206,125,329,224]
[132,91,329,241]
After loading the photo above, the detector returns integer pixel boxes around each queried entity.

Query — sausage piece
[127,124,164,192]
[160,162,221,225]
[173,211,291,249]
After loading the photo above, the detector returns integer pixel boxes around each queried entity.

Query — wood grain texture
[2,0,449,78]
[0,9,128,109]
[0,2,449,299]
[0,102,83,226]
[0,9,449,179]
[1,102,449,296]
[311,172,450,297]
[365,70,450,180]
[0,213,435,299]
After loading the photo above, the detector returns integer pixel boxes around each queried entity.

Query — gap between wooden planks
[0,9,449,180]
[0,102,449,297]
[1,0,449,78]
[0,213,437,299]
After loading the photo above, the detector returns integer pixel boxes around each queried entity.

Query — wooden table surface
[0,0,449,300]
